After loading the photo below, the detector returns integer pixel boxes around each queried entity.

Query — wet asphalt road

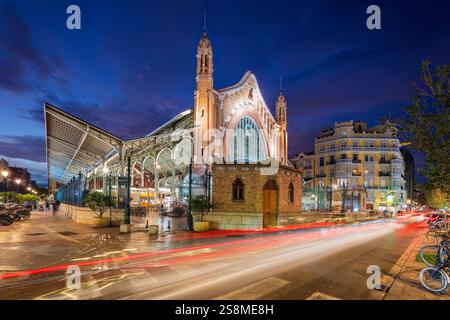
[0,211,426,300]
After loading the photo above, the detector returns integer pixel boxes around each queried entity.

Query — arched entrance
[263,179,278,228]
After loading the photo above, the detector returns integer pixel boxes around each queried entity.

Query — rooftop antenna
[203,7,207,33]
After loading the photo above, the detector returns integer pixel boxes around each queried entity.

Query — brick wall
[211,163,302,215]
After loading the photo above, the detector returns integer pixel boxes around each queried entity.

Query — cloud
[0,135,46,163]
[0,4,67,93]
[25,90,185,140]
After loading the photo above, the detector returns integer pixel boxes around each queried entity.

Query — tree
[83,191,114,218]
[398,60,450,197]
[426,188,449,210]
[191,195,212,222]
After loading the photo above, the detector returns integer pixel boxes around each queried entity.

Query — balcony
[304,177,313,182]
[352,159,362,164]
[352,171,362,176]
[326,161,336,166]
[337,158,352,164]
[379,160,391,165]
[303,165,313,170]
[316,173,326,178]
[378,172,391,177]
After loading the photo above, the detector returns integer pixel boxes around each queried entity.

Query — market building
[45,29,301,230]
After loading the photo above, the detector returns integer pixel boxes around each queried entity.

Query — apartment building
[291,120,407,213]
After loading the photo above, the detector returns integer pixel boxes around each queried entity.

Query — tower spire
[279,77,283,93]
[203,8,207,33]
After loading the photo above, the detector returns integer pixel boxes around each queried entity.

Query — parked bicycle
[419,233,449,293]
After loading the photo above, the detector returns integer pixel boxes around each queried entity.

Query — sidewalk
[383,228,450,300]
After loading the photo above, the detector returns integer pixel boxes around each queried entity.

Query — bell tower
[276,81,288,165]
[193,20,218,164]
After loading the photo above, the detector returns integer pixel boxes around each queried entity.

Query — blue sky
[0,0,449,186]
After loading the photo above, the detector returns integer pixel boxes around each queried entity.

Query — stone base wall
[211,163,302,215]
[193,212,263,230]
[60,204,125,226]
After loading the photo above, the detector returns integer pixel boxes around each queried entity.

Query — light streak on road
[0,219,406,282]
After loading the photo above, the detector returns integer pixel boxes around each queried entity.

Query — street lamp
[406,199,412,212]
[15,179,21,193]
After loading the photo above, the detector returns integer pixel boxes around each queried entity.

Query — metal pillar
[187,160,193,231]
[125,157,131,225]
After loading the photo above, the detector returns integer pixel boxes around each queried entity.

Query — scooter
[0,210,14,225]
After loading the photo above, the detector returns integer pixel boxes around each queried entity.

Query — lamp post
[15,179,21,194]
[406,199,412,212]
[341,182,348,213]
[103,165,112,227]
[1,170,8,204]
[187,158,193,231]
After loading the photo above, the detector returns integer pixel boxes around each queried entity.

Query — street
[0,212,427,300]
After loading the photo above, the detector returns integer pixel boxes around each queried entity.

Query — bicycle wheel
[419,267,448,293]
[420,245,440,267]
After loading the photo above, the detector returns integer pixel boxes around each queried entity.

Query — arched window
[228,116,266,163]
[288,182,294,203]
[232,178,244,201]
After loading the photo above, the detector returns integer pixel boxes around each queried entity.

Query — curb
[378,228,427,300]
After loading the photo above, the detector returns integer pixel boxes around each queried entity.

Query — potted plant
[83,191,114,227]
[191,195,212,232]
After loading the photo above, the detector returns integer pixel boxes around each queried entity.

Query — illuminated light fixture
[27,187,31,191]
[15,179,21,185]
[103,166,110,174]
[1,170,8,178]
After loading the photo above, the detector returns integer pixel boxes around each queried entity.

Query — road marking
[169,265,199,277]
[213,277,289,300]
[306,291,341,300]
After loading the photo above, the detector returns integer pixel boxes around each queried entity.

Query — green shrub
[83,192,114,218]
[191,195,212,222]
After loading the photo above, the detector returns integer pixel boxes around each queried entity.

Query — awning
[44,103,124,186]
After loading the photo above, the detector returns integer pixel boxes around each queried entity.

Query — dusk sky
[1,0,449,186]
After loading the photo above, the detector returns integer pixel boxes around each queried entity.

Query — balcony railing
[316,174,326,178]
[378,172,391,177]
[379,160,391,164]
[352,159,362,164]
[337,158,352,164]
[352,172,362,176]
[303,165,313,170]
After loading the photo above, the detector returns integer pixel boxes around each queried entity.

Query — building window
[232,178,244,201]
[353,141,359,148]
[341,154,347,159]
[319,157,324,167]
[201,108,205,118]
[288,183,294,203]
[329,155,335,164]
[228,116,266,163]
[381,141,387,148]
[330,143,335,150]
[341,141,347,148]
[320,145,325,151]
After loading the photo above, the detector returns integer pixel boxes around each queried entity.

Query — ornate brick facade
[204,163,302,229]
